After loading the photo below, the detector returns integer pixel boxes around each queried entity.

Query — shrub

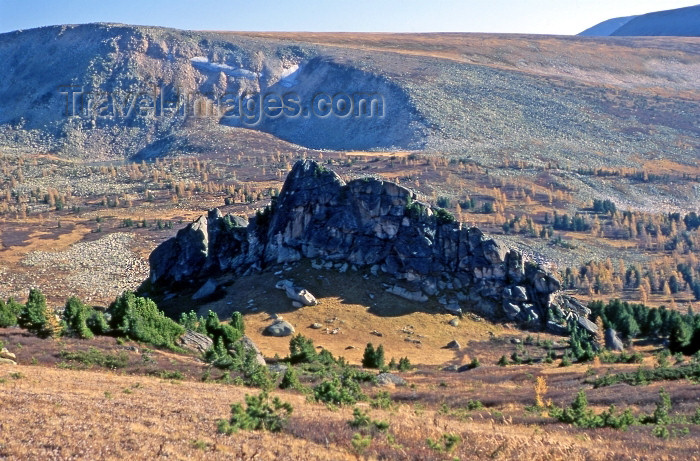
[62,297,94,339]
[434,208,456,225]
[370,391,394,410]
[178,310,207,334]
[351,433,372,455]
[59,347,129,369]
[348,407,389,432]
[362,343,384,369]
[593,363,700,387]
[314,375,365,405]
[640,388,671,425]
[426,433,461,453]
[466,399,484,411]
[18,288,60,338]
[549,389,636,430]
[108,291,184,349]
[204,311,243,349]
[497,355,509,366]
[397,356,412,371]
[0,298,22,327]
[217,391,293,434]
[279,366,302,390]
[86,310,110,335]
[289,334,318,364]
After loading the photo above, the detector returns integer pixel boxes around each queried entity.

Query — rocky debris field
[7,232,149,304]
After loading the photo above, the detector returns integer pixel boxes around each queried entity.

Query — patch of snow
[278,64,301,87]
[190,56,258,79]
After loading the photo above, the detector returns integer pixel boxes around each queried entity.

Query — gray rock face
[191,278,218,300]
[375,372,407,387]
[605,328,624,351]
[264,319,295,337]
[546,321,569,336]
[149,160,588,332]
[177,330,214,354]
[238,335,266,365]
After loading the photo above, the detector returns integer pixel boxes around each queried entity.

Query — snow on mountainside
[579,4,700,36]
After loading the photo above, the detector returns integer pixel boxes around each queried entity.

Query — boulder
[264,319,295,337]
[546,321,569,336]
[604,328,624,351]
[445,302,462,315]
[375,372,407,387]
[177,330,213,353]
[512,286,528,301]
[0,358,17,365]
[310,322,323,329]
[448,318,460,327]
[577,315,599,335]
[267,363,288,374]
[445,340,461,350]
[0,348,17,361]
[238,336,266,365]
[191,278,218,300]
[276,280,317,306]
[503,302,521,320]
[386,285,428,302]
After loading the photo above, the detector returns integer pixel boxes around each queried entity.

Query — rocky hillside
[0,23,698,170]
[149,160,594,336]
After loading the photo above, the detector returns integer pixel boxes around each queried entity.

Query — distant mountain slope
[0,24,698,173]
[579,16,637,36]
[579,4,700,36]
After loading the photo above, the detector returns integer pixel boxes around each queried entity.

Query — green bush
[289,334,318,364]
[217,391,292,434]
[59,347,129,369]
[348,407,389,432]
[178,310,207,334]
[279,366,303,390]
[0,298,23,327]
[204,311,243,349]
[549,389,636,430]
[18,288,60,338]
[62,297,94,339]
[362,343,384,369]
[108,291,184,349]
[314,375,365,405]
[594,363,700,387]
[426,433,461,453]
[86,310,109,335]
[397,356,412,371]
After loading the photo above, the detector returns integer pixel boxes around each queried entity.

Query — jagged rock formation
[149,160,593,334]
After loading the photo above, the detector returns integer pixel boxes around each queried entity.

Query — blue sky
[0,0,698,34]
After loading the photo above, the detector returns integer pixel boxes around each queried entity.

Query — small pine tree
[18,288,60,338]
[362,343,385,368]
[362,343,376,368]
[397,357,412,371]
[62,297,94,339]
[279,366,302,390]
[0,298,22,327]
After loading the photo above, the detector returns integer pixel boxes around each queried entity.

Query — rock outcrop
[149,160,593,334]
[263,320,296,337]
[177,330,214,354]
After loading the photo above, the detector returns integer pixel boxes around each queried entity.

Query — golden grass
[2,360,698,460]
